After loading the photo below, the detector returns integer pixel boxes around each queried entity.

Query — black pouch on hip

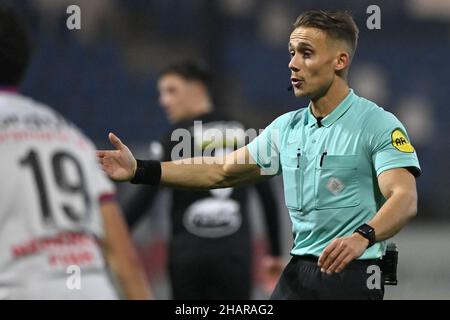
[380,242,398,286]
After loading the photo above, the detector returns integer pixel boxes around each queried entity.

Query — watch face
[359,224,374,235]
[356,224,376,247]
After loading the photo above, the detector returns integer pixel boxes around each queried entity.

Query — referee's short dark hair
[158,59,212,90]
[293,10,359,58]
[0,5,31,86]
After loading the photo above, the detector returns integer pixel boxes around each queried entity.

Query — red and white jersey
[0,91,118,299]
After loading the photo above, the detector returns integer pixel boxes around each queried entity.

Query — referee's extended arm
[96,132,270,189]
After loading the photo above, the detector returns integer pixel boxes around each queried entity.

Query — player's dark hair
[158,60,212,90]
[0,5,31,86]
[293,10,359,57]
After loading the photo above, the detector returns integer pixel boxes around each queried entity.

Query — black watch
[354,224,376,248]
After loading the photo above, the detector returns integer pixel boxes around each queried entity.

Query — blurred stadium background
[8,0,450,299]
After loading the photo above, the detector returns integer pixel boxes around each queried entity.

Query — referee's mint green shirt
[247,89,421,259]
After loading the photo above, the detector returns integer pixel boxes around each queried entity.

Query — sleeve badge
[391,128,415,153]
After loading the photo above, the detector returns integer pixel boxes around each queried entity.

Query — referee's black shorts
[271,255,384,300]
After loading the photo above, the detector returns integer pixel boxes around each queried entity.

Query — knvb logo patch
[326,177,345,196]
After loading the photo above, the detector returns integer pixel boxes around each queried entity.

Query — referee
[98,10,421,300]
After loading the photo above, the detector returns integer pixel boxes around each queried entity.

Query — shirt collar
[304,89,356,128]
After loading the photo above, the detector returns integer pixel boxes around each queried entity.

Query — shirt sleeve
[247,114,288,176]
[367,109,421,177]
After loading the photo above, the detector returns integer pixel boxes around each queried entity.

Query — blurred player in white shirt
[0,5,151,299]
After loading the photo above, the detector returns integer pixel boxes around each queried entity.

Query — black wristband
[130,159,162,185]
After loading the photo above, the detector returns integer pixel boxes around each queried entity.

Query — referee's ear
[334,51,350,74]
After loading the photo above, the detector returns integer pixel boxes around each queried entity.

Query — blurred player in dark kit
[125,60,284,299]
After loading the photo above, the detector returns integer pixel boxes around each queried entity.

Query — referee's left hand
[318,233,369,274]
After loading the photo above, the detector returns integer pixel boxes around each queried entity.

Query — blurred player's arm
[97,133,271,189]
[125,137,170,228]
[254,181,284,291]
[100,200,152,299]
[254,181,282,257]
[124,186,159,229]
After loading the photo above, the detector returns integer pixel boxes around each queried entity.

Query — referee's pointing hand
[96,132,137,182]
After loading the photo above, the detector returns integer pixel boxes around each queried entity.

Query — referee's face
[288,27,343,100]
